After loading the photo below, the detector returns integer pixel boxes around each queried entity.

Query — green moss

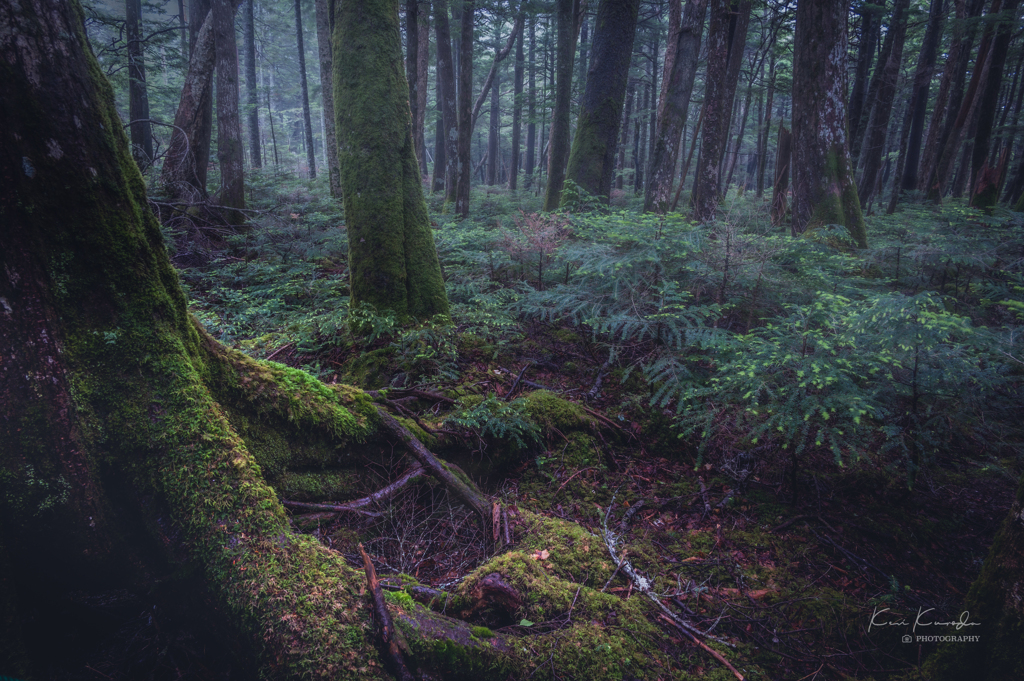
[273,470,363,501]
[521,390,596,433]
[385,589,416,610]
[470,625,494,639]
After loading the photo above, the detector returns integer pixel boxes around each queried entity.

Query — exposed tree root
[282,464,426,517]
[359,543,415,681]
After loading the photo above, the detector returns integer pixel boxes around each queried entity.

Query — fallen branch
[658,614,745,681]
[389,388,456,404]
[264,343,293,362]
[358,543,415,681]
[504,362,532,401]
[281,465,426,517]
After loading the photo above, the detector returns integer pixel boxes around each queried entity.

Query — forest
[2,0,1024,679]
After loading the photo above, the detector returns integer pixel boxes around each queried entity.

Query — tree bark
[509,11,525,191]
[315,0,341,197]
[244,0,263,170]
[691,0,749,222]
[432,46,447,193]
[561,0,641,206]
[644,0,707,213]
[770,124,791,226]
[617,78,635,190]
[857,0,910,208]
[455,0,475,217]
[899,0,944,192]
[416,1,429,177]
[434,0,459,203]
[126,0,154,166]
[335,0,449,319]
[969,0,1020,208]
[790,0,867,247]
[213,0,245,223]
[487,63,500,186]
[542,0,580,211]
[294,0,316,179]
[848,1,882,166]
[406,0,420,170]
[755,53,775,199]
[524,14,536,189]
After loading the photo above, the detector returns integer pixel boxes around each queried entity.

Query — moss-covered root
[923,474,1024,681]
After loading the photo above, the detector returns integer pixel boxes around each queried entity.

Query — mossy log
[0,1,694,678]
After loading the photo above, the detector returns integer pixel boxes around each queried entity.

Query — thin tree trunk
[126,0,154,166]
[756,53,775,198]
[524,14,537,189]
[434,0,459,205]
[214,0,245,223]
[294,0,316,179]
[432,61,447,192]
[969,0,1020,208]
[858,0,910,208]
[645,0,708,213]
[510,12,524,191]
[543,0,580,210]
[455,0,475,216]
[848,1,882,164]
[244,0,262,170]
[188,0,213,192]
[899,0,944,192]
[315,0,340,196]
[617,78,635,190]
[657,0,683,119]
[487,56,500,186]
[634,77,649,193]
[405,0,421,169]
[416,1,429,177]
[770,124,791,225]
[790,0,867,247]
[562,0,641,205]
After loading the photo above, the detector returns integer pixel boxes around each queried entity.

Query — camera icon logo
[902,635,913,644]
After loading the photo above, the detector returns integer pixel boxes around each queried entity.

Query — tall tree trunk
[214,0,245,223]
[416,1,429,177]
[406,0,420,169]
[434,0,459,204]
[510,12,524,191]
[899,0,944,192]
[314,0,340,196]
[857,0,910,208]
[969,0,1020,208]
[657,0,683,121]
[335,0,449,319]
[634,77,649,192]
[126,0,154,166]
[455,0,475,217]
[645,0,708,213]
[790,0,867,247]
[755,53,775,199]
[716,0,751,173]
[691,0,749,222]
[244,0,262,170]
[848,1,882,165]
[432,61,447,192]
[178,0,188,58]
[927,0,999,201]
[487,63,500,185]
[543,0,580,211]
[190,0,213,192]
[294,0,316,179]
[770,124,791,225]
[562,0,641,205]
[617,78,635,190]
[524,14,536,189]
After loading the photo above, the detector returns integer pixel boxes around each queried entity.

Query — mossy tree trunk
[2,2,697,678]
[790,0,868,247]
[560,0,640,207]
[644,0,707,213]
[333,0,449,320]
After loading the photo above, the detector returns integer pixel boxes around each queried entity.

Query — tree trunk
[790,0,867,247]
[524,14,536,189]
[294,0,316,179]
[617,78,635,190]
[857,0,910,208]
[634,77,649,193]
[455,0,475,217]
[510,12,524,191]
[406,0,420,170]
[542,0,579,211]
[416,1,429,177]
[434,0,458,202]
[770,124,791,225]
[691,0,748,222]
[969,0,1020,208]
[561,0,641,206]
[644,0,707,213]
[315,0,341,197]
[126,0,154,167]
[214,0,245,223]
[487,64,500,186]
[162,3,215,200]
[848,1,882,165]
[755,53,775,199]
[244,0,263,170]
[432,63,447,192]
[927,0,999,201]
[899,0,944,192]
[335,0,449,319]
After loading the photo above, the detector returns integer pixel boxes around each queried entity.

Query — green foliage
[444,395,542,451]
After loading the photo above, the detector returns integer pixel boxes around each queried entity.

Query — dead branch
[358,543,415,681]
[504,362,532,401]
[281,464,426,517]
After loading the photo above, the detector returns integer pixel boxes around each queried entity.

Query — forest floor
[32,175,1022,681]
